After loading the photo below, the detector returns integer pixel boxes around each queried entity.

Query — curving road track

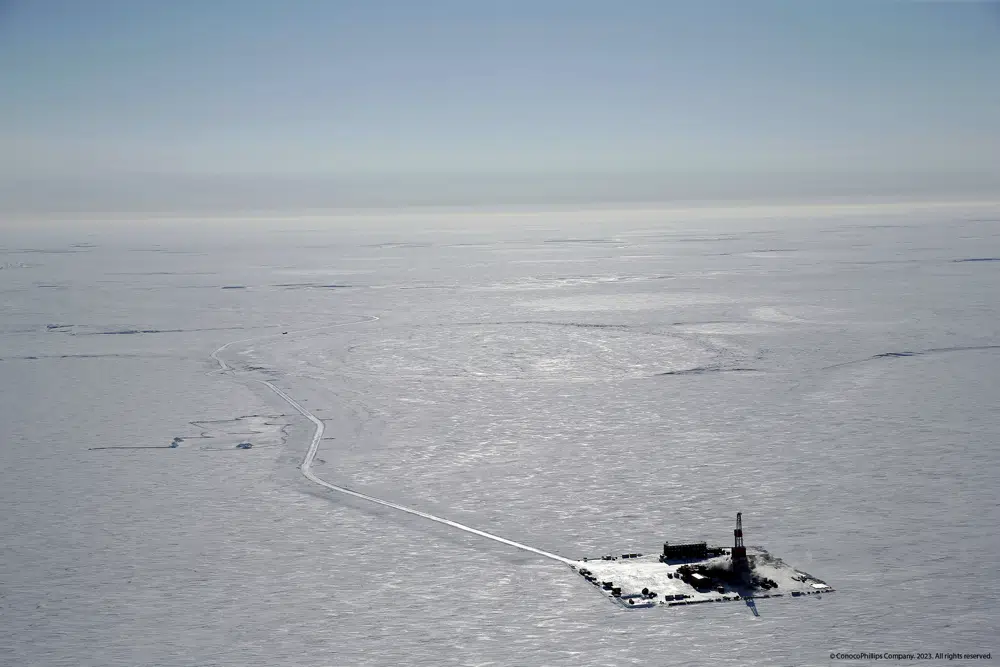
[211,317,575,566]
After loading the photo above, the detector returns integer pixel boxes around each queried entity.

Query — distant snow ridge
[658,366,759,376]
[824,344,1000,369]
[484,274,671,291]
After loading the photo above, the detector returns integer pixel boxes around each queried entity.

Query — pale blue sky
[2,0,999,210]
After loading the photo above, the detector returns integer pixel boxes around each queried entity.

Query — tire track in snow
[212,317,575,565]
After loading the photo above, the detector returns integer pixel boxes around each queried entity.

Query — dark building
[680,570,713,591]
[661,541,708,561]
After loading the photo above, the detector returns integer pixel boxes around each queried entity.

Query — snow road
[211,318,575,566]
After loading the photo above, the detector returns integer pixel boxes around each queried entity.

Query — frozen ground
[1,202,999,666]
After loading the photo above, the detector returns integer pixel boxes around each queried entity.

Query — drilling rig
[731,512,750,577]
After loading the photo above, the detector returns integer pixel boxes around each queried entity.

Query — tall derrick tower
[732,512,749,573]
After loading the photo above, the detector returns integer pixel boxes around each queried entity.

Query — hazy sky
[2,0,999,211]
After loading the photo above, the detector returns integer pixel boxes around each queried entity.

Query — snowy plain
[1,202,998,666]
